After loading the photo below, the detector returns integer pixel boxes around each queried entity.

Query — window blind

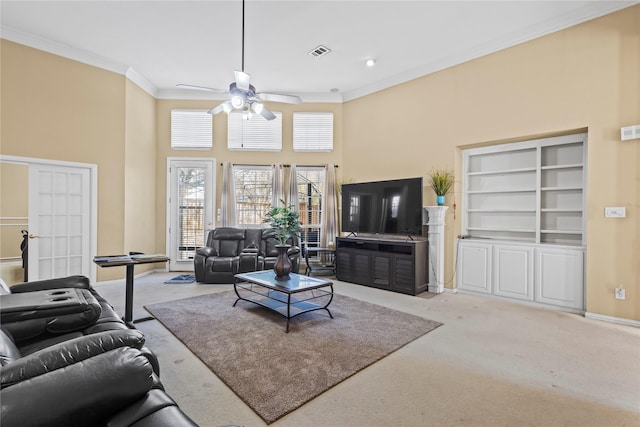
[228,112,282,151]
[293,112,334,152]
[170,110,212,149]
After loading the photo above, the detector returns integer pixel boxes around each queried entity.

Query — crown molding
[1,25,129,75]
[157,88,342,104]
[125,68,158,98]
[343,1,639,102]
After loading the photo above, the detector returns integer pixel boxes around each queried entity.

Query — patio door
[167,158,215,271]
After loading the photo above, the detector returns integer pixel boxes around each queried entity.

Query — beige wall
[343,6,640,320]
[124,79,159,274]
[0,162,28,283]
[1,40,127,281]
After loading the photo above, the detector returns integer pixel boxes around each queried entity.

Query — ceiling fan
[177,0,301,121]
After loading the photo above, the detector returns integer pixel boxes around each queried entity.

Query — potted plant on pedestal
[264,200,301,280]
[429,168,454,206]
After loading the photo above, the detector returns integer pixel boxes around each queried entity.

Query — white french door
[167,158,215,271]
[28,163,93,281]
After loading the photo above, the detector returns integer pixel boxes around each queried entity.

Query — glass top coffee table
[234,270,334,332]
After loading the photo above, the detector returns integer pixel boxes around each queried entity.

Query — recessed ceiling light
[365,59,376,67]
[330,88,339,93]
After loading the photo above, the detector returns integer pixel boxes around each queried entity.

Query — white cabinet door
[457,242,492,294]
[535,247,584,309]
[493,245,534,301]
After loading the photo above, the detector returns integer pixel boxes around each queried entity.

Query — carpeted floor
[145,290,442,424]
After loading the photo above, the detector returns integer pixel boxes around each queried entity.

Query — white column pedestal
[423,206,448,294]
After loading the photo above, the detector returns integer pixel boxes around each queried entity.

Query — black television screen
[341,177,423,236]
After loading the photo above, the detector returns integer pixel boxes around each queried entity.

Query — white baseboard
[94,268,166,286]
[585,312,640,328]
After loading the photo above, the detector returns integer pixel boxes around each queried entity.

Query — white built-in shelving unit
[458,133,587,311]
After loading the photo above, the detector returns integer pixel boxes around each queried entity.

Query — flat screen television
[341,177,423,236]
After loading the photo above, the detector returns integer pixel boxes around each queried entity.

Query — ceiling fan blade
[208,101,232,115]
[234,70,251,91]
[257,105,277,121]
[257,93,302,104]
[176,84,226,93]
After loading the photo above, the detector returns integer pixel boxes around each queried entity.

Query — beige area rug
[145,290,442,424]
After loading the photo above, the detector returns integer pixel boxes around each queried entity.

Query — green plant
[429,168,454,196]
[264,199,301,245]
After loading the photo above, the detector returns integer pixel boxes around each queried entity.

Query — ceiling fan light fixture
[222,101,233,113]
[251,101,264,114]
[231,94,245,109]
[242,107,252,120]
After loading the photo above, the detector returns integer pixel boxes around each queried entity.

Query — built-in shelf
[467,167,537,176]
[467,188,537,194]
[468,209,536,213]
[463,133,586,246]
[467,227,536,233]
[541,163,582,170]
[541,186,583,191]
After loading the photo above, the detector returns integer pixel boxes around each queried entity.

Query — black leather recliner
[0,329,197,427]
[194,227,300,284]
[0,275,198,426]
[1,275,159,372]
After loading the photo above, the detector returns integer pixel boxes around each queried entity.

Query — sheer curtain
[220,162,237,227]
[287,164,299,212]
[271,164,284,207]
[321,164,338,248]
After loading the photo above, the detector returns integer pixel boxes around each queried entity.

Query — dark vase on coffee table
[274,245,293,280]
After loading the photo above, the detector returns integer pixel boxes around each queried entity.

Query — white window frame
[170,109,213,150]
[293,112,334,152]
[228,112,282,151]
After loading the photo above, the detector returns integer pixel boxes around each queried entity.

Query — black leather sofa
[194,227,300,284]
[0,276,197,426]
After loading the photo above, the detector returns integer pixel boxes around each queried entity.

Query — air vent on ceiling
[309,45,331,58]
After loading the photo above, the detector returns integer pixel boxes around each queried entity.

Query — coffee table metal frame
[234,270,334,332]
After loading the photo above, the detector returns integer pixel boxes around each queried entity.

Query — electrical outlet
[605,207,626,218]
[615,288,626,300]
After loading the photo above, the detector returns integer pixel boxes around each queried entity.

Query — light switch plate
[605,207,626,218]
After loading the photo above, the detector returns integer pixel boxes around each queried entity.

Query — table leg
[124,264,134,324]
[286,293,292,333]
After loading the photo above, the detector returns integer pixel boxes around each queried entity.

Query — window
[170,110,212,149]
[176,167,205,261]
[228,112,282,151]
[296,167,325,249]
[234,166,273,226]
[293,112,334,152]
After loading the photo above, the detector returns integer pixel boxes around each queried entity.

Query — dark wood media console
[335,236,428,295]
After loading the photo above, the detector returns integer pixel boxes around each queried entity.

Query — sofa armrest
[9,275,91,293]
[0,347,154,427]
[241,245,259,254]
[238,250,259,273]
[287,245,301,258]
[1,329,145,387]
[195,246,217,257]
[105,389,199,427]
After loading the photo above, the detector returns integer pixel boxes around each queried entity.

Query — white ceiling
[1,1,637,103]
